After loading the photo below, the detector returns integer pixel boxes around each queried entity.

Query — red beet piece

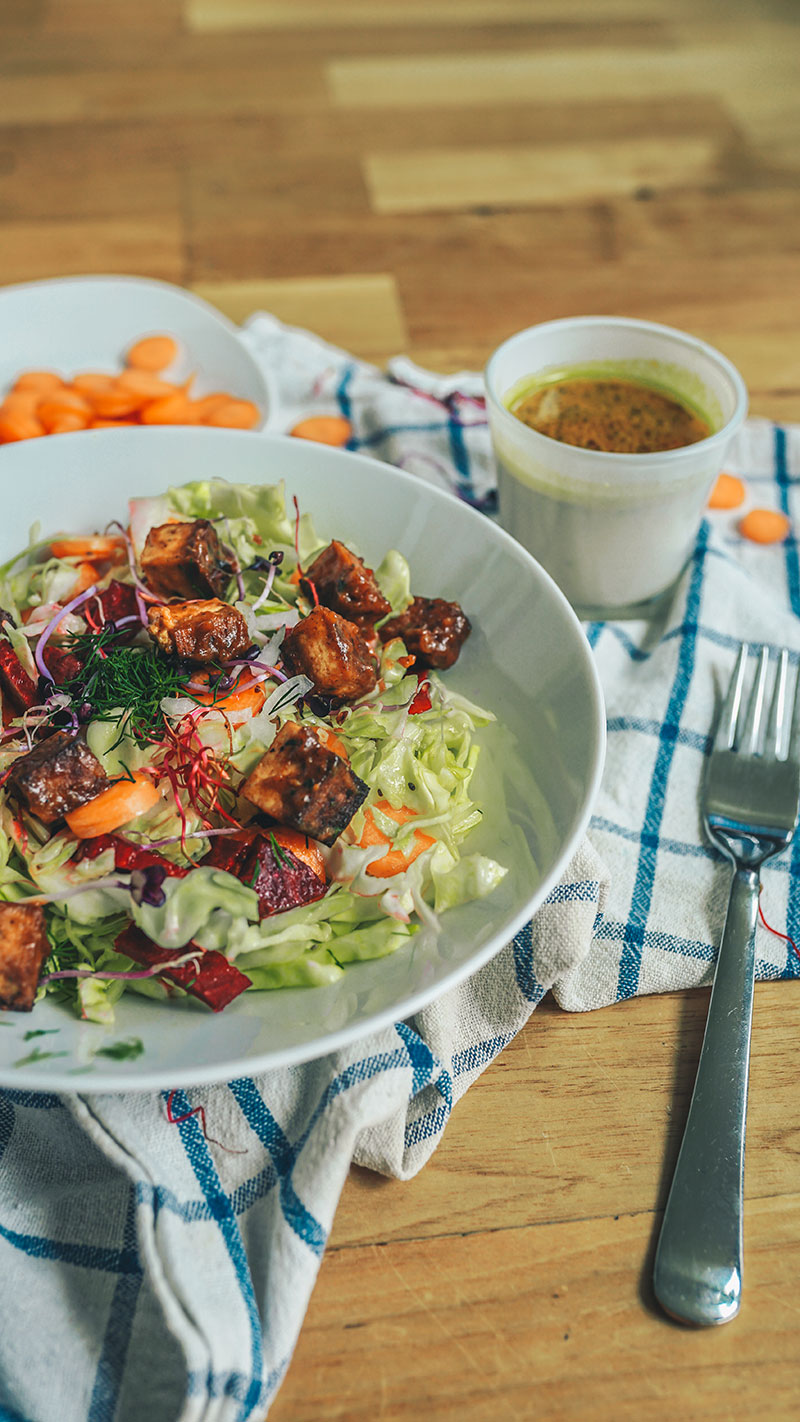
[96,579,140,627]
[114,924,251,1012]
[243,835,328,918]
[42,644,84,685]
[76,834,190,877]
[0,641,39,711]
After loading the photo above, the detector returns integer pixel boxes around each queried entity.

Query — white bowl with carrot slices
[0,275,271,444]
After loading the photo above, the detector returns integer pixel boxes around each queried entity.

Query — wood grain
[2,2,800,1417]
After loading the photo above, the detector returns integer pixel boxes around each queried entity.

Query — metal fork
[653,643,800,1327]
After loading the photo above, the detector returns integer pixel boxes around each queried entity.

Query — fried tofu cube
[0,902,50,1012]
[147,599,250,666]
[379,595,471,670]
[241,720,368,845]
[7,730,111,826]
[300,540,391,631]
[281,606,376,705]
[140,519,232,600]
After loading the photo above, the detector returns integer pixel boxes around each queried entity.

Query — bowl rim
[0,273,273,430]
[484,314,748,469]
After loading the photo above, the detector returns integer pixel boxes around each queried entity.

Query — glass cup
[484,316,748,619]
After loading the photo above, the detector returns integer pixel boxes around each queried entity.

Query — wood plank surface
[2,2,800,1418]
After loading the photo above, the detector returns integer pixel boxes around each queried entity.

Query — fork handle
[653,863,758,1326]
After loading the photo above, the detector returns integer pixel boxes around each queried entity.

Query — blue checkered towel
[2,314,798,1422]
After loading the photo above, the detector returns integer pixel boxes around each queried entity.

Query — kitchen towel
[1,313,798,1422]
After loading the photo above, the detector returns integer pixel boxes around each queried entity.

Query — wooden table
[2,2,800,1416]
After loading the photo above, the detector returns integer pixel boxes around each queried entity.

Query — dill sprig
[62,628,192,745]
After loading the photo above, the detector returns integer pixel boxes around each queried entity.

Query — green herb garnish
[269,831,289,867]
[14,1046,68,1067]
[94,1036,144,1061]
[23,1028,60,1041]
[63,630,192,744]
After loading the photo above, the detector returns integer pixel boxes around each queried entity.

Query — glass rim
[483,315,749,467]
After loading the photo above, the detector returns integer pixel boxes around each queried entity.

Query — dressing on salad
[0,477,506,1026]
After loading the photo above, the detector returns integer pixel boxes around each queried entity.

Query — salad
[0,477,506,1025]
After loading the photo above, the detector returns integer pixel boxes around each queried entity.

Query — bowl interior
[0,276,270,425]
[0,427,604,1090]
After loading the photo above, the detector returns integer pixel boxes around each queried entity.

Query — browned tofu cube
[300,540,391,631]
[241,721,368,845]
[379,595,471,670]
[0,902,50,1011]
[281,606,377,705]
[140,519,232,600]
[7,730,111,826]
[147,599,250,666]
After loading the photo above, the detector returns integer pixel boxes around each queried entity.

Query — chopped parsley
[14,1046,68,1067]
[94,1037,145,1061]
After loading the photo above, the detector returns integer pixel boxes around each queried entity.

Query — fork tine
[715,643,749,750]
[742,645,770,754]
[765,647,790,758]
[787,658,800,762]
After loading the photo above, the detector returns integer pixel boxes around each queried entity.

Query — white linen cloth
[1,313,799,1422]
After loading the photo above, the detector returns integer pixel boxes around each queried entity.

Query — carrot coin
[89,384,146,419]
[124,335,179,372]
[140,393,201,425]
[12,370,64,394]
[0,410,45,442]
[116,369,178,400]
[204,399,261,429]
[50,536,126,559]
[289,415,352,446]
[36,393,93,431]
[0,390,40,417]
[358,800,435,878]
[71,373,116,399]
[708,473,746,510]
[68,560,101,595]
[65,774,161,838]
[738,509,791,545]
[46,413,90,435]
[271,826,327,882]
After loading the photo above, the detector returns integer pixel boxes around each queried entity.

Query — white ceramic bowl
[0,427,605,1090]
[0,275,271,427]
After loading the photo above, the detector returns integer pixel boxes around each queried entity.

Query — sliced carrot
[192,393,232,421]
[47,414,90,435]
[89,418,140,428]
[1,390,41,417]
[204,398,261,430]
[189,670,266,716]
[359,800,435,878]
[89,383,146,419]
[124,335,179,372]
[69,560,101,596]
[0,410,45,442]
[739,508,791,545]
[37,395,92,432]
[317,726,348,759]
[708,473,746,510]
[140,393,201,425]
[71,373,116,399]
[271,826,327,882]
[66,774,161,838]
[116,368,179,400]
[12,370,64,394]
[290,415,352,446]
[50,536,126,559]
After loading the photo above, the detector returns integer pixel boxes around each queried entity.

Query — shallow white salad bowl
[0,427,604,1090]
